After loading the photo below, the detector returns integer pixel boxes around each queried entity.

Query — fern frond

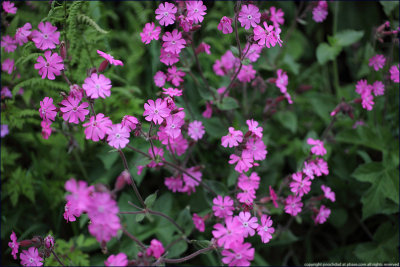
[12,78,69,95]
[15,53,43,67]
[76,14,109,34]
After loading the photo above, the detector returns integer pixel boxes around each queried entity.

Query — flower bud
[60,41,67,60]
[44,235,55,250]
[19,240,33,247]
[98,59,109,72]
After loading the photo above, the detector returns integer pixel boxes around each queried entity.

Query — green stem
[72,147,89,180]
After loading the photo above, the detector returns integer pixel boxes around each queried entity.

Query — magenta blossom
[321,185,336,202]
[1,35,17,53]
[257,215,275,243]
[253,22,282,48]
[165,114,184,139]
[121,115,138,132]
[65,178,95,215]
[32,21,60,50]
[312,1,328,23]
[195,42,211,55]
[148,146,165,168]
[167,66,186,86]
[186,1,207,23]
[192,213,205,232]
[2,86,12,99]
[212,216,244,249]
[276,69,288,93]
[369,54,386,71]
[290,172,311,197]
[143,98,171,124]
[107,124,130,149]
[237,211,259,237]
[284,195,303,216]
[221,127,243,147]
[390,64,399,83]
[155,2,177,26]
[140,22,161,44]
[15,23,32,45]
[34,51,64,80]
[2,58,14,74]
[146,239,165,259]
[212,195,234,218]
[314,205,331,224]
[162,29,186,54]
[244,43,262,63]
[202,101,212,118]
[8,231,19,260]
[60,96,89,124]
[165,176,183,192]
[188,120,205,141]
[154,71,167,87]
[41,121,52,139]
[20,247,43,266]
[238,4,261,30]
[237,183,256,204]
[238,172,260,191]
[1,124,9,138]
[2,1,17,14]
[160,48,180,66]
[245,138,267,161]
[97,50,123,66]
[238,64,256,83]
[218,16,233,34]
[63,201,80,222]
[355,79,370,95]
[105,253,128,267]
[307,138,327,156]
[269,6,285,28]
[229,151,254,173]
[372,80,385,96]
[221,242,254,266]
[246,119,263,138]
[83,113,113,142]
[82,73,112,99]
[39,97,57,123]
[315,158,329,176]
[269,186,279,208]
[162,87,182,97]
[178,15,194,32]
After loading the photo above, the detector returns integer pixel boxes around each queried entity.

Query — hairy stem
[51,250,65,267]
[122,228,146,250]
[158,246,215,264]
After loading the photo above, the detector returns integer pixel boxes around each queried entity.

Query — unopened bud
[44,235,55,249]
[98,60,109,72]
[87,67,97,77]
[275,95,286,103]
[114,170,131,192]
[19,240,33,247]
[60,41,67,60]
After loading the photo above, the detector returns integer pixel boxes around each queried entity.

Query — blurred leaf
[144,191,158,209]
[380,1,399,16]
[216,97,239,111]
[334,30,364,47]
[316,42,342,65]
[275,111,297,133]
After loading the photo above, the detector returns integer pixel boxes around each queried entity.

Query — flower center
[235,253,242,259]
[98,206,104,213]
[73,107,78,112]
[194,8,198,12]
[43,34,48,39]
[45,62,50,67]
[247,15,252,19]
[164,12,169,17]
[171,41,176,45]
[29,258,34,263]
[115,133,121,139]
[171,124,176,129]
[264,226,269,232]
[243,222,249,227]
[95,84,100,90]
[154,109,159,114]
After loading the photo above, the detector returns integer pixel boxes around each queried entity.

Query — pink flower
[162,29,186,54]
[39,97,57,123]
[148,146,165,168]
[105,253,128,267]
[83,113,113,142]
[8,231,19,260]
[15,23,32,45]
[107,124,130,149]
[253,22,281,48]
[229,151,254,173]
[303,161,317,180]
[238,4,261,30]
[63,201,80,222]
[314,205,331,224]
[355,79,370,95]
[192,213,205,232]
[195,42,211,55]
[41,121,52,139]
[31,22,60,50]
[1,35,17,53]
[244,43,262,62]
[212,195,234,218]
[246,119,263,138]
[60,96,89,124]
[221,242,254,266]
[178,15,194,32]
[221,127,243,147]
[83,73,112,99]
[1,124,9,138]
[389,64,399,83]
[165,114,184,139]
[238,172,260,191]
[140,22,161,44]
[221,50,239,71]
[143,98,171,124]
[65,178,94,215]
[315,158,329,176]
[361,90,374,111]
[369,54,386,71]
[34,51,64,80]
[20,247,43,266]
[290,172,311,197]
[2,58,14,74]
[237,184,256,204]
[307,138,327,156]
[257,215,275,243]
[237,211,258,237]
[188,120,205,141]
[146,239,165,259]
[162,87,182,97]
[312,1,328,23]
[2,1,17,14]
[88,215,121,243]
[155,2,177,26]
[218,16,233,34]
[160,48,180,66]
[69,84,84,101]
[167,66,186,86]
[269,186,278,208]
[245,138,267,161]
[154,71,167,87]
[276,69,288,93]
[165,176,183,192]
[284,195,303,216]
[202,102,212,118]
[321,185,335,202]
[372,80,385,96]
[269,6,285,28]
[238,64,256,83]
[121,115,138,132]
[212,217,244,249]
[186,1,207,24]
[97,50,123,66]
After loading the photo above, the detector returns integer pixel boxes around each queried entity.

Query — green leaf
[352,162,399,219]
[241,58,251,66]
[136,213,145,222]
[380,1,399,16]
[176,206,194,235]
[334,30,364,47]
[316,42,342,65]
[275,111,297,133]
[216,97,239,111]
[144,191,158,208]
